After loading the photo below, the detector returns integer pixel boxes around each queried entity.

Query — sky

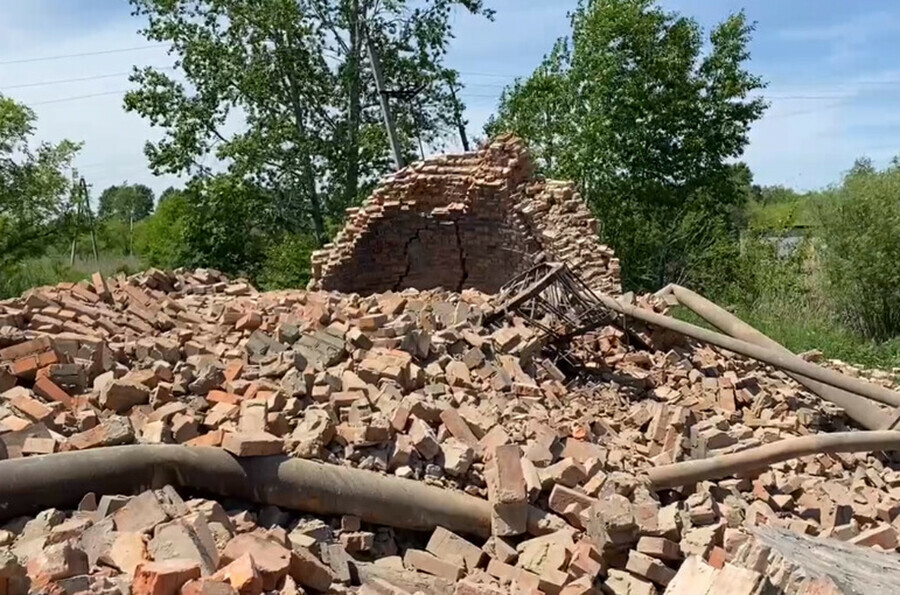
[2,1,900,198]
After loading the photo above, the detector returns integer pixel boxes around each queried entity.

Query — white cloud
[0,17,183,201]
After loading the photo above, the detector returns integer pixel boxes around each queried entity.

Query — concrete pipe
[593,293,900,409]
[648,431,900,489]
[668,284,888,431]
[0,445,492,537]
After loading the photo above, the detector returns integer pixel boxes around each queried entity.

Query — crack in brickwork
[451,220,469,293]
[311,135,621,295]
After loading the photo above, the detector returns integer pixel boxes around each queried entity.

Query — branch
[310,0,351,55]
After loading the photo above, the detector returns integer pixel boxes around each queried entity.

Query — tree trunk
[277,33,327,246]
[447,81,470,151]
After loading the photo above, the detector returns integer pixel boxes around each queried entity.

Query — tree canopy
[97,183,155,222]
[125,0,491,247]
[0,95,80,280]
[487,0,766,292]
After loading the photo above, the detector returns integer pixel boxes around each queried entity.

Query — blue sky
[2,0,899,196]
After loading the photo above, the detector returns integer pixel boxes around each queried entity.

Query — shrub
[135,192,191,269]
[257,233,317,291]
[815,164,900,341]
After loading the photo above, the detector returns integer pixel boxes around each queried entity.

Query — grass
[673,303,900,371]
[0,254,142,299]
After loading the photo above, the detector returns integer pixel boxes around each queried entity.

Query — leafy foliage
[487,0,766,292]
[0,95,80,283]
[135,191,191,269]
[125,0,491,246]
[257,233,318,290]
[815,162,900,341]
[97,183,155,221]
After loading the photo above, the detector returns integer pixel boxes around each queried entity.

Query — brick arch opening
[337,199,537,294]
[311,136,621,296]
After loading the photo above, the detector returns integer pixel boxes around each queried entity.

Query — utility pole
[69,176,99,266]
[81,178,99,263]
[366,35,404,170]
[447,78,470,152]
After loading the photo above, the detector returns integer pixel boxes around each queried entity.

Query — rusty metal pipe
[669,284,887,430]
[0,445,492,537]
[593,293,900,408]
[648,431,900,489]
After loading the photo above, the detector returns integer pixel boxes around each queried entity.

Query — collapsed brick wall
[310,135,621,295]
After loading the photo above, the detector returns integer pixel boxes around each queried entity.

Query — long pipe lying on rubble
[592,292,900,409]
[665,284,888,431]
[0,445,493,536]
[4,440,900,520]
[647,430,900,489]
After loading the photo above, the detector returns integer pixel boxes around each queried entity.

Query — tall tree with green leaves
[488,0,766,292]
[98,183,155,221]
[126,0,491,247]
[0,95,80,286]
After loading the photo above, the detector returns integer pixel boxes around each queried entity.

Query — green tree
[0,95,80,286]
[487,0,766,292]
[97,183,155,221]
[158,186,182,205]
[171,174,272,277]
[125,0,491,247]
[135,189,191,268]
[816,161,900,340]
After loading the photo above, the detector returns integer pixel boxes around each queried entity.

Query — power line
[2,67,176,91]
[0,44,168,66]
[29,89,129,106]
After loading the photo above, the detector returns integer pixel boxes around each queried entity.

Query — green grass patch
[0,254,141,299]
[672,304,900,370]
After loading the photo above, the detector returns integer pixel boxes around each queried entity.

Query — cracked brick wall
[310,135,621,295]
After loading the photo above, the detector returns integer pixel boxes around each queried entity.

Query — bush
[257,233,317,291]
[816,164,900,341]
[179,176,269,277]
[135,192,191,269]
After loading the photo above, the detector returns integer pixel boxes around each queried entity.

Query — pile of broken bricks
[2,267,900,594]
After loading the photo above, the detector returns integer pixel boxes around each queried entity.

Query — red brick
[92,272,112,302]
[235,312,262,332]
[636,536,682,562]
[186,430,224,448]
[439,408,480,448]
[221,534,289,591]
[26,541,88,588]
[0,336,52,361]
[33,375,73,408]
[208,390,242,406]
[849,524,899,549]
[289,547,336,592]
[426,527,485,571]
[21,436,57,455]
[626,550,676,586]
[224,361,244,383]
[211,553,262,595]
[221,432,283,457]
[133,560,202,595]
[11,355,41,378]
[492,445,526,504]
[10,394,53,423]
[113,491,170,534]
[403,549,464,581]
[707,546,726,569]
[1,415,30,432]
